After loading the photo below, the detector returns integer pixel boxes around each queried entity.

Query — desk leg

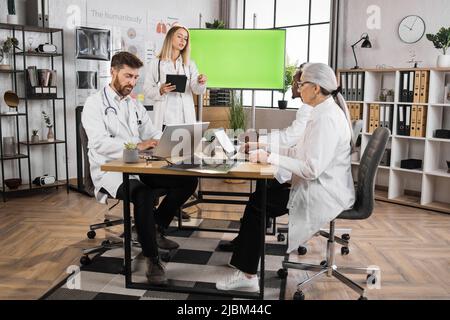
[122,173,132,286]
[259,179,267,299]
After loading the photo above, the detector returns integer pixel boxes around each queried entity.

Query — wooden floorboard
[0,180,449,300]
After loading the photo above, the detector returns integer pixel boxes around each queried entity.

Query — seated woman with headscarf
[216,63,355,293]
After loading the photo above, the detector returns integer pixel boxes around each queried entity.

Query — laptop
[152,122,210,158]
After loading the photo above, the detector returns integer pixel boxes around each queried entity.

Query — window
[243,0,332,108]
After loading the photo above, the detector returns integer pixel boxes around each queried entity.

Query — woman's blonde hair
[157,26,190,65]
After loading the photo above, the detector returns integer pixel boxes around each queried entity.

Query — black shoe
[156,228,179,250]
[145,256,168,286]
[218,237,238,252]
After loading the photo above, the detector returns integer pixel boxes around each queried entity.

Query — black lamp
[351,33,372,69]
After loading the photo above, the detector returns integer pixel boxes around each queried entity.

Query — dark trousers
[115,174,198,258]
[230,179,291,275]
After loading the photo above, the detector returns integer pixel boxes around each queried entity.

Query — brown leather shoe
[145,256,168,286]
[156,228,180,250]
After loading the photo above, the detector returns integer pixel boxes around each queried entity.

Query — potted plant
[228,93,247,140]
[278,62,297,109]
[385,89,394,102]
[205,19,225,29]
[0,37,19,70]
[42,111,54,142]
[31,129,39,143]
[123,142,139,163]
[7,0,18,24]
[426,27,450,68]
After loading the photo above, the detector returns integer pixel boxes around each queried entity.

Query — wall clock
[398,15,426,44]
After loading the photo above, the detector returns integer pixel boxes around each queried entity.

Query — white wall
[0,0,220,182]
[338,0,450,69]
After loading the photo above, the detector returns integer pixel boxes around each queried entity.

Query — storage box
[400,158,422,170]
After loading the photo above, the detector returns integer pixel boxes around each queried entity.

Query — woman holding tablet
[144,25,208,131]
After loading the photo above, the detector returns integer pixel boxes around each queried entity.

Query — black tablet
[166,74,188,93]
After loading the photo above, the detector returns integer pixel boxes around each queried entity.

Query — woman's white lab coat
[144,57,207,131]
[81,86,162,204]
[268,97,355,252]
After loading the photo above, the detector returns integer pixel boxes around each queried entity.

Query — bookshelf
[339,67,450,214]
[0,23,68,200]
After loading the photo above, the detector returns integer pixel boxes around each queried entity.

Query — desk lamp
[351,33,372,69]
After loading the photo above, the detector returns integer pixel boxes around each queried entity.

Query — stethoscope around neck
[102,87,142,138]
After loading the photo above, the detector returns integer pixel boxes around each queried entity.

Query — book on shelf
[419,71,430,103]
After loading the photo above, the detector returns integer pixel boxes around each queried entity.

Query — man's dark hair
[111,51,143,70]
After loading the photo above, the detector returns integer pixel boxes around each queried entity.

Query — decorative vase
[123,149,139,163]
[437,54,450,68]
[47,127,54,142]
[386,94,394,102]
[31,134,39,143]
[7,14,18,24]
[0,53,11,70]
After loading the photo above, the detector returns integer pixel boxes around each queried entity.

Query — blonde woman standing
[144,25,207,131]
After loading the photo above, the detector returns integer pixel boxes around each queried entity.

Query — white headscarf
[301,63,353,145]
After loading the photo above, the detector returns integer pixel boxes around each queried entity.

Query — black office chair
[78,124,170,265]
[278,127,390,300]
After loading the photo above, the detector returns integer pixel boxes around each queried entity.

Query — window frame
[242,0,333,108]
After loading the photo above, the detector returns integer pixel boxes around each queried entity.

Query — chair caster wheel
[87,230,96,239]
[320,260,327,266]
[277,234,285,242]
[101,240,111,247]
[341,247,350,255]
[277,268,288,279]
[80,255,91,265]
[342,233,351,241]
[293,291,305,300]
[358,296,368,300]
[366,274,377,285]
[297,246,307,255]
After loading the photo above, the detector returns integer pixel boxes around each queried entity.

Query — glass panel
[275,0,309,27]
[309,24,330,64]
[244,0,274,28]
[243,90,272,108]
[285,26,309,68]
[311,0,331,23]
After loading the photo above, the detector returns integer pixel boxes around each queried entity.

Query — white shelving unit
[341,67,450,214]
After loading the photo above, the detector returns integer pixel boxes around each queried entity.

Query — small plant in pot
[0,37,19,70]
[386,89,394,102]
[123,142,139,163]
[426,27,450,68]
[278,62,297,109]
[31,129,39,143]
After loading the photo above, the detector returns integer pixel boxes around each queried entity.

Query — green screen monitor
[189,29,286,90]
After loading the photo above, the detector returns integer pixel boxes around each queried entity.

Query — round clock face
[398,15,426,44]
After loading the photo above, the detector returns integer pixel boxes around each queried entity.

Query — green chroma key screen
[190,29,286,90]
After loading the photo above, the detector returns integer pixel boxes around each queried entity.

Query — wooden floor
[0,181,449,300]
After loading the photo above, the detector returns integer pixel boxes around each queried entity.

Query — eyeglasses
[298,81,313,88]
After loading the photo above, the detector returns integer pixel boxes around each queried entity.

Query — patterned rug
[41,218,288,300]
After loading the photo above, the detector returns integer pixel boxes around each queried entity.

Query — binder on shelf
[408,71,415,102]
[398,105,405,135]
[355,103,362,120]
[341,73,347,100]
[374,104,380,130]
[368,104,375,133]
[379,105,385,128]
[26,0,44,28]
[410,105,418,137]
[349,103,354,120]
[405,105,411,136]
[352,72,358,101]
[385,105,392,132]
[400,72,409,102]
[357,72,364,101]
[419,71,429,103]
[416,105,427,137]
[413,71,421,103]
[43,0,49,27]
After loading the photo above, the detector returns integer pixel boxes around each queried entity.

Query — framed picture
[77,71,98,90]
[76,27,111,61]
